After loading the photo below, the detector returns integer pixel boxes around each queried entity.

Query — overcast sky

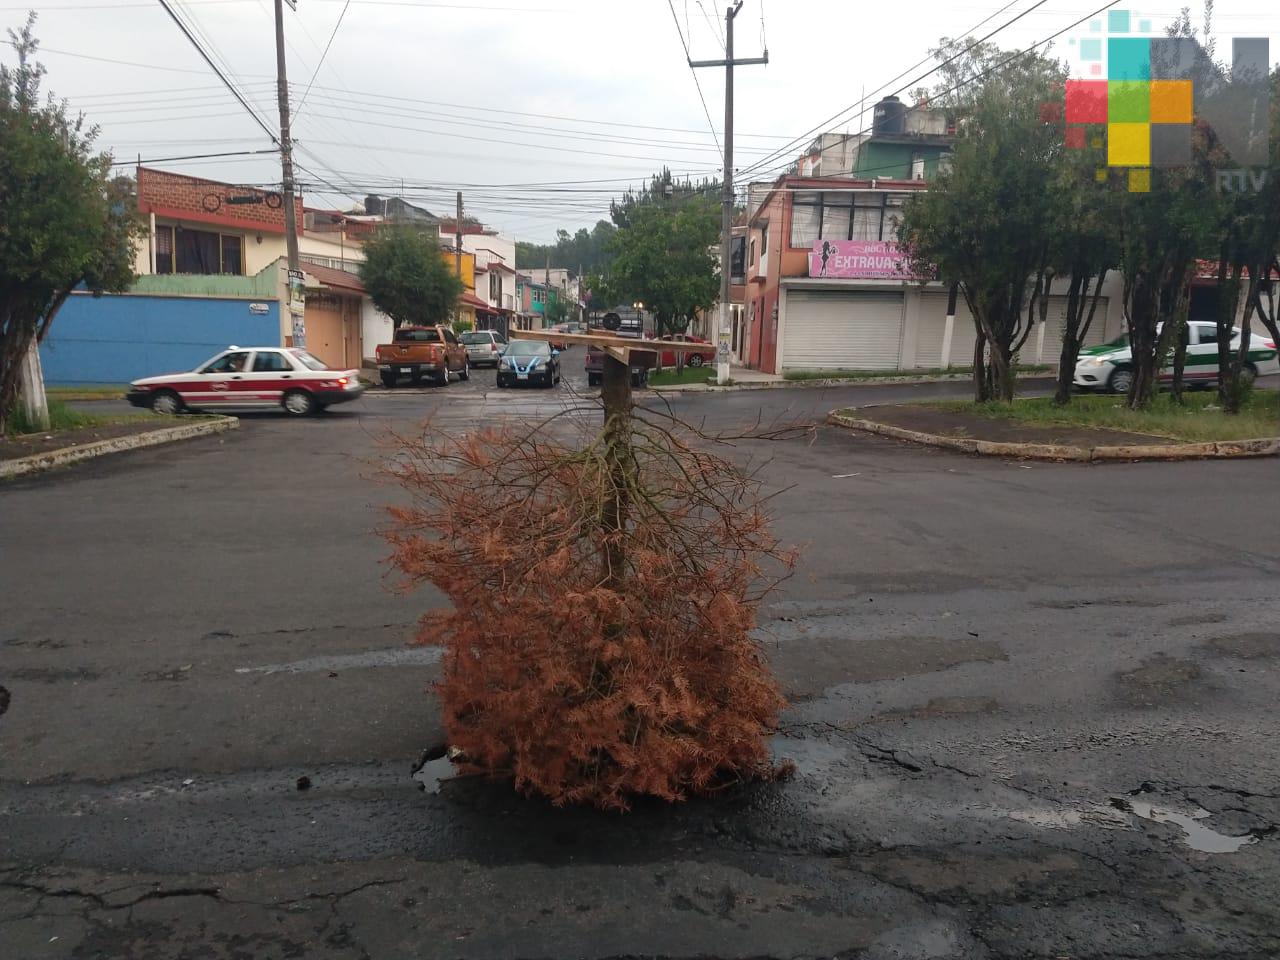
[5,0,1278,243]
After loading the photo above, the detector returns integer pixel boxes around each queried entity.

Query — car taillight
[490,343,497,351]
[1264,341,1277,349]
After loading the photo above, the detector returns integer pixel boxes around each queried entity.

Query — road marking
[235,646,443,675]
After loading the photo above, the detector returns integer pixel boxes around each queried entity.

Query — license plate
[517,373,529,380]
[399,367,412,374]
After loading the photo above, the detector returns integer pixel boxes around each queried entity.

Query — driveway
[2,371,1278,959]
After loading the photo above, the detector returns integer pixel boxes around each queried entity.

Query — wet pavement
[3,367,1279,958]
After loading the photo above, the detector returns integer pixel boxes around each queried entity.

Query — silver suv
[459,330,507,367]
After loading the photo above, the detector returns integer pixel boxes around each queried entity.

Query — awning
[304,262,365,294]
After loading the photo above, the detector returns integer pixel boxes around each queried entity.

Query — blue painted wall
[40,293,279,385]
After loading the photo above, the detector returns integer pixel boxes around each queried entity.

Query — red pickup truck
[375,325,470,388]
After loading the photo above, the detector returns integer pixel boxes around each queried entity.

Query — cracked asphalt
[2,367,1279,959]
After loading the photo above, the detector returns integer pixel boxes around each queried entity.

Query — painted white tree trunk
[18,339,49,431]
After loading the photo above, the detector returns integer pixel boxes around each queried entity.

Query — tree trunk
[600,351,632,587]
[988,342,1016,403]
[1126,273,1160,410]
[1054,273,1087,406]
[17,339,50,431]
[1224,273,1260,415]
[1167,286,1190,405]
[972,331,991,403]
[1215,261,1244,407]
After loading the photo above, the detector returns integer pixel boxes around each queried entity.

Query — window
[749,239,757,266]
[821,201,851,242]
[155,226,244,275]
[155,225,174,274]
[395,328,443,343]
[252,351,294,372]
[790,192,821,247]
[291,350,329,370]
[760,226,768,257]
[1196,325,1221,345]
[220,235,243,275]
[911,152,925,180]
[851,204,881,241]
[489,273,501,300]
[201,351,250,374]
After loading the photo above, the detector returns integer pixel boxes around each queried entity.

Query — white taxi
[126,347,365,416]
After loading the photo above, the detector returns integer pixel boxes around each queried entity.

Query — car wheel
[588,373,600,387]
[688,354,705,368]
[150,390,183,415]
[1107,367,1134,395]
[1240,363,1258,387]
[436,368,450,386]
[459,359,470,382]
[282,389,315,416]
[380,372,396,388]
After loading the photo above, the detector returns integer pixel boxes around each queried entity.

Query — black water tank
[872,95,906,135]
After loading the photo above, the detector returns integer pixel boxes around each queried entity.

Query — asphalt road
[2,365,1279,959]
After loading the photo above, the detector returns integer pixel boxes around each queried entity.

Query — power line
[293,0,351,120]
[666,0,722,161]
[738,0,1050,180]
[153,0,280,142]
[110,147,278,166]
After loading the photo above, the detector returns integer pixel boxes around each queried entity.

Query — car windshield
[290,350,329,371]
[506,340,550,358]
[395,328,442,343]
[459,332,489,345]
[1102,333,1129,349]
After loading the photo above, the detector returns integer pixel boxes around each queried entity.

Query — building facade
[742,174,1126,375]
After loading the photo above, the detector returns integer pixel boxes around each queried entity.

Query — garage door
[916,293,978,368]
[915,293,1111,368]
[784,290,905,370]
[304,295,346,369]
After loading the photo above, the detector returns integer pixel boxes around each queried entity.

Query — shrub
[385,410,795,810]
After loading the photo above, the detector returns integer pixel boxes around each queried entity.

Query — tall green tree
[603,190,720,341]
[516,219,617,274]
[359,226,464,329]
[0,16,139,431]
[898,45,1068,403]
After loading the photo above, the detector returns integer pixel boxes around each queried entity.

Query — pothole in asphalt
[1110,796,1263,853]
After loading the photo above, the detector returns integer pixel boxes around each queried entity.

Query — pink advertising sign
[808,240,916,280]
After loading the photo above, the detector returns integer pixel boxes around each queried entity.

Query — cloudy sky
[5,0,1278,242]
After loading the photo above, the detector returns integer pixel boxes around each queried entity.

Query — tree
[0,16,140,431]
[359,227,464,329]
[544,291,572,326]
[603,187,720,341]
[898,44,1068,402]
[516,219,617,274]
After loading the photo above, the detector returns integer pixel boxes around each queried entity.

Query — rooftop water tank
[872,95,907,135]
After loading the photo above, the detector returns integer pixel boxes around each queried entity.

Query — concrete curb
[651,373,1054,395]
[1,416,240,480]
[826,410,1280,463]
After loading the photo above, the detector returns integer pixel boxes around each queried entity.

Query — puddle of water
[1113,797,1261,854]
[412,756,456,794]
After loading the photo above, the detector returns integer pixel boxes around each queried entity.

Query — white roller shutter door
[916,293,979,368]
[784,290,904,370]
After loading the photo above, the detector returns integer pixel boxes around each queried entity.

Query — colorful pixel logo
[1064,10,1271,192]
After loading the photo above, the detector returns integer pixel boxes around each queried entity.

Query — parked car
[126,346,364,416]
[375,325,469,387]
[585,342,653,388]
[460,329,507,367]
[548,324,573,350]
[1073,322,1279,393]
[496,339,561,388]
[658,334,716,368]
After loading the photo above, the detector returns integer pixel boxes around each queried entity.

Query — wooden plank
[604,345,631,364]
[517,329,673,352]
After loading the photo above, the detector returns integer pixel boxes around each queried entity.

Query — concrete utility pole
[273,0,305,347]
[690,2,767,385]
[455,191,463,279]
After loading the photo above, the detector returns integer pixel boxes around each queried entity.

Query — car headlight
[1079,357,1106,367]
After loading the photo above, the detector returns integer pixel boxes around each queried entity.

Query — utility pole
[455,191,463,279]
[690,3,767,385]
[273,0,304,347]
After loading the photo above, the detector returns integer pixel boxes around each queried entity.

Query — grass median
[785,365,1052,382]
[648,366,714,387]
[5,398,168,438]
[923,391,1280,443]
